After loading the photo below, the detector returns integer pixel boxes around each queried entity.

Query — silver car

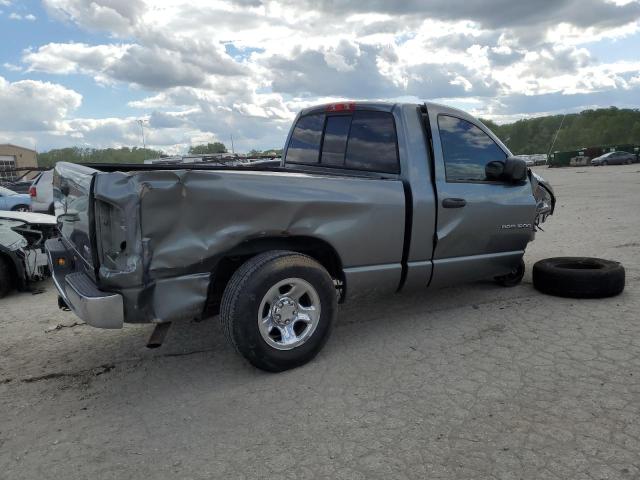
[591,151,637,166]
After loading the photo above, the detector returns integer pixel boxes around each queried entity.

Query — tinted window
[438,115,507,182]
[321,115,351,166]
[345,111,399,173]
[286,113,325,164]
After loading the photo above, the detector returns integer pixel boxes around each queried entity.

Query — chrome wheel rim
[16,207,29,212]
[257,278,321,351]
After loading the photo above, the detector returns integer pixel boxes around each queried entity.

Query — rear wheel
[11,204,30,212]
[220,251,337,372]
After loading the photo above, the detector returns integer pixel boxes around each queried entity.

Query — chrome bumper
[46,238,124,329]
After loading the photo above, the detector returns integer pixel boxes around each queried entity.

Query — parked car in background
[591,151,636,166]
[0,211,57,297]
[1,179,34,194]
[0,186,31,212]
[29,170,54,214]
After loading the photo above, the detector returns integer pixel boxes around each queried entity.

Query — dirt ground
[1,165,639,479]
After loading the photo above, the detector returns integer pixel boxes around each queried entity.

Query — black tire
[220,251,337,372]
[0,256,14,299]
[533,257,624,299]
[494,258,525,287]
[11,204,30,212]
[48,204,55,215]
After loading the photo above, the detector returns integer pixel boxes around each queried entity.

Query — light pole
[137,119,146,150]
[547,113,566,156]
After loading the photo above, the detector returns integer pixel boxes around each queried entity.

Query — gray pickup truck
[47,101,555,371]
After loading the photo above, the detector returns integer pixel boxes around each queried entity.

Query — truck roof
[299,101,480,124]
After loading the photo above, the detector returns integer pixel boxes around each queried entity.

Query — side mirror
[485,161,504,180]
[502,156,527,183]
[485,157,527,183]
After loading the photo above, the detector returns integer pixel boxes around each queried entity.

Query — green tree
[188,142,227,154]
[485,107,640,154]
[37,147,164,168]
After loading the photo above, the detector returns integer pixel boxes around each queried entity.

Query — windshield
[0,186,17,196]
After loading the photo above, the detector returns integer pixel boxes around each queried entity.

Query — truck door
[425,104,536,287]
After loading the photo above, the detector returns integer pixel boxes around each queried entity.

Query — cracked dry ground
[1,165,639,480]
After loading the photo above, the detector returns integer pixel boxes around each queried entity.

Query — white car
[29,170,54,214]
[0,211,57,297]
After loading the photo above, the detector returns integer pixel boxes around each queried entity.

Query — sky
[0,0,639,154]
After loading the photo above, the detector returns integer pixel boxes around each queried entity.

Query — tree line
[37,146,164,168]
[482,107,640,155]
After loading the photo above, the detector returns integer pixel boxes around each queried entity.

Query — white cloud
[24,43,130,76]
[8,12,36,21]
[0,76,81,132]
[2,0,639,152]
[2,63,22,72]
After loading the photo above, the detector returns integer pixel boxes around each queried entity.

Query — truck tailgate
[53,162,98,274]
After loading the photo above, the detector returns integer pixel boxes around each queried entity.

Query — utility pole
[547,113,566,156]
[137,119,146,150]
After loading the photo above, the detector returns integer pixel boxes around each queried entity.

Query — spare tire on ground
[533,257,625,298]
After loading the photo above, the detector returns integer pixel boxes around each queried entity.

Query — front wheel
[494,259,525,287]
[220,251,337,372]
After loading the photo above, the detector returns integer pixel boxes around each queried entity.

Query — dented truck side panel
[58,167,406,323]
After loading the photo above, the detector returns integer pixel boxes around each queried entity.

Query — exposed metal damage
[0,212,58,296]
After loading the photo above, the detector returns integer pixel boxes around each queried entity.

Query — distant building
[0,144,38,181]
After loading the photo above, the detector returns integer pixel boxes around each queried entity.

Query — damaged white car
[0,211,58,298]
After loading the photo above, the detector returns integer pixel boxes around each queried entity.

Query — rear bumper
[45,238,124,329]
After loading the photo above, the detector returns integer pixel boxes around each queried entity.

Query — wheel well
[203,237,344,317]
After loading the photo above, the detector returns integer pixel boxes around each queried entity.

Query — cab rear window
[285,110,399,174]
[285,113,325,164]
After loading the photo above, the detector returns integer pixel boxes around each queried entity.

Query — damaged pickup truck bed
[47,101,555,371]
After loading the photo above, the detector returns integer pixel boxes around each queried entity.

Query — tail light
[95,199,131,272]
[29,186,36,197]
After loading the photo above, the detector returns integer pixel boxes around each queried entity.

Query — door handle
[442,198,467,208]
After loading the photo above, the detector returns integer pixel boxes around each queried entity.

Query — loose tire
[533,257,624,298]
[220,251,337,372]
[0,256,14,298]
[11,204,30,212]
[495,258,525,287]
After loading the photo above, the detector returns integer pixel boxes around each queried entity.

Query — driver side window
[438,115,507,182]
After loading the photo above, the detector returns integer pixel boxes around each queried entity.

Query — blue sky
[1,0,639,153]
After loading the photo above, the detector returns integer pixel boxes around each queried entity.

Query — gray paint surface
[50,101,547,325]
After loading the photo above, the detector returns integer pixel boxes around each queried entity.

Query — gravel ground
[1,165,639,479]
